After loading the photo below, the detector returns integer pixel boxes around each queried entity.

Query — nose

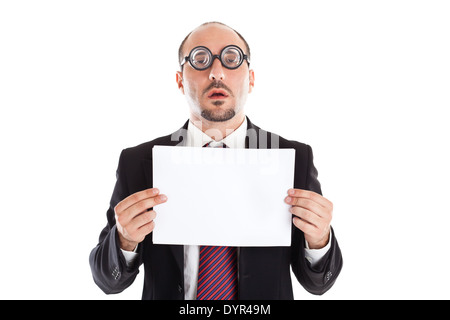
[208,57,225,81]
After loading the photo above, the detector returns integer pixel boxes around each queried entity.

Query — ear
[248,69,255,93]
[176,71,185,94]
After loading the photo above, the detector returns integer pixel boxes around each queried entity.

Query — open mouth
[208,89,229,99]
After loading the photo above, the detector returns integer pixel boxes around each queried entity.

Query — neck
[189,112,245,141]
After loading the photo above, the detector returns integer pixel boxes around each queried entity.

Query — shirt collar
[186,117,248,148]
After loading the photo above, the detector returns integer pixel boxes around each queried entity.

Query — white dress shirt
[121,117,331,299]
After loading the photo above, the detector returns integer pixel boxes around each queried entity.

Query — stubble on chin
[200,104,236,122]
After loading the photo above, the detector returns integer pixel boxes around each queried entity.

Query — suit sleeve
[290,145,343,295]
[89,150,142,294]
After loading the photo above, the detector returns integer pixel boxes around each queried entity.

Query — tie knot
[203,141,228,148]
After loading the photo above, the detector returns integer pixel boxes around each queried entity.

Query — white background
[1,0,449,299]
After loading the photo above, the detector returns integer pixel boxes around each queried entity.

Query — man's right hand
[114,188,167,251]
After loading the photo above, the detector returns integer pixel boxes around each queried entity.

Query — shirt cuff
[304,232,332,268]
[120,245,139,268]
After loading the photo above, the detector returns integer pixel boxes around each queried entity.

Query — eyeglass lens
[222,47,242,68]
[191,49,211,69]
[190,46,244,70]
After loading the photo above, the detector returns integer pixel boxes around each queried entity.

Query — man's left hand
[285,189,333,249]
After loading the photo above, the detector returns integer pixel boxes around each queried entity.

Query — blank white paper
[152,145,295,247]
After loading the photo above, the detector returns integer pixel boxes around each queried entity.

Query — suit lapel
[245,116,273,150]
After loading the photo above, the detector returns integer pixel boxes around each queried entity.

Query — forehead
[184,24,246,55]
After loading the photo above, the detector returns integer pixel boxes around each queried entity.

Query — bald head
[178,22,251,67]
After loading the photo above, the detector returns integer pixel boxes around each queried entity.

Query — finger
[129,194,167,214]
[285,197,325,218]
[127,210,157,234]
[292,216,316,236]
[287,188,332,208]
[115,188,160,214]
[138,220,156,236]
[117,194,166,226]
[290,206,320,228]
[123,220,155,244]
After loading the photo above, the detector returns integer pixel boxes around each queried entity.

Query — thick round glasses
[181,45,250,71]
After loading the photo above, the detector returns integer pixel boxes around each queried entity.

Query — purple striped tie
[196,141,238,300]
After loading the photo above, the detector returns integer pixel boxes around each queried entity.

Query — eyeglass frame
[180,45,250,71]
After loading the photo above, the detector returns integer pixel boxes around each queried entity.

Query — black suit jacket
[89,117,343,299]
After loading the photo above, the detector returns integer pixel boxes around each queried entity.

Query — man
[89,22,343,300]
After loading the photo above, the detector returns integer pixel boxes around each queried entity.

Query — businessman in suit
[89,21,343,299]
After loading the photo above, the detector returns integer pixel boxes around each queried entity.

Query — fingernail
[152,188,159,194]
[288,189,295,195]
[159,195,167,201]
[285,197,292,203]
